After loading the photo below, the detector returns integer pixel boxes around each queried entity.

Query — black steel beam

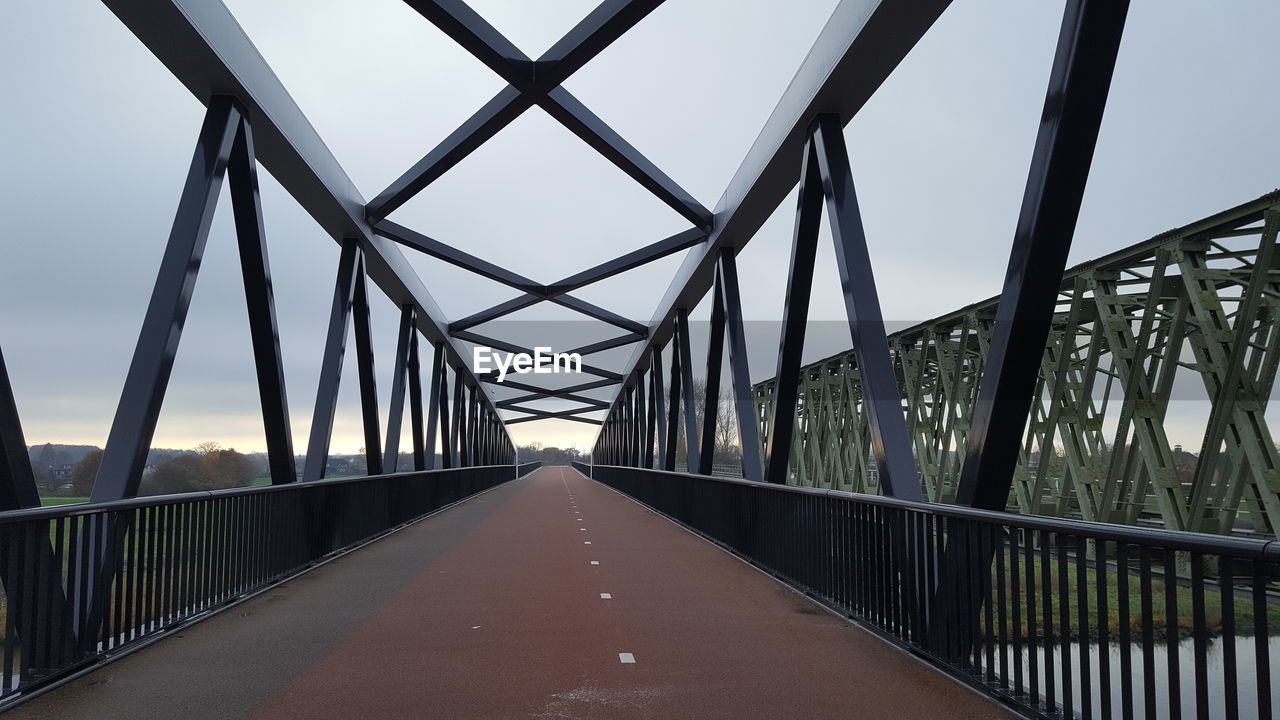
[352,254,384,476]
[425,341,441,470]
[455,330,622,382]
[675,309,699,473]
[955,0,1130,510]
[698,273,727,475]
[91,97,241,501]
[383,305,415,472]
[651,345,667,466]
[229,114,297,485]
[438,362,453,469]
[811,114,922,501]
[387,0,708,228]
[565,332,647,357]
[589,0,952,448]
[407,327,426,471]
[506,412,603,426]
[374,219,543,295]
[664,335,681,471]
[101,0,512,450]
[478,376,620,395]
[454,228,706,330]
[302,239,362,482]
[717,248,762,483]
[763,140,823,486]
[0,345,39,510]
[542,87,710,229]
[496,394,609,410]
[366,88,532,223]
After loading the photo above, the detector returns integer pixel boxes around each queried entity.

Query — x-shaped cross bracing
[366,0,711,424]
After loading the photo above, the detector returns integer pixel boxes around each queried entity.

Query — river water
[994,636,1279,718]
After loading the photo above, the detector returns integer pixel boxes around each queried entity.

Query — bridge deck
[9,467,1011,719]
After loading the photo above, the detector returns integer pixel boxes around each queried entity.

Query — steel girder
[753,192,1280,536]
[100,0,516,480]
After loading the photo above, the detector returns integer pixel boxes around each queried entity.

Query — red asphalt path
[10,467,1012,719]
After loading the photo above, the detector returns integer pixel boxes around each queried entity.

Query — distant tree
[147,454,204,494]
[194,441,222,456]
[199,448,253,489]
[70,449,103,496]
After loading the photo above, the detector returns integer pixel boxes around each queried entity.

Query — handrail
[0,464,521,525]
[590,465,1280,560]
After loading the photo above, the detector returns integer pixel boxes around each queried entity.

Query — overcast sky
[2,0,1278,457]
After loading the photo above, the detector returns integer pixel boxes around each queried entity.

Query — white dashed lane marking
[600,593,612,599]
[619,653,635,664]
[590,561,599,565]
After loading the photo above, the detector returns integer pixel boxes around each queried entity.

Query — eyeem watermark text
[474,346,582,382]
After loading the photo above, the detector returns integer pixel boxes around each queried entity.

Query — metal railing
[0,464,530,705]
[591,465,1280,720]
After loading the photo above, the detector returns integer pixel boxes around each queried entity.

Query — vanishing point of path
[8,467,1013,719]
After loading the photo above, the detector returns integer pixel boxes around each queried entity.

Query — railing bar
[1097,538,1113,720]
[1252,561,1270,720]
[1027,526,1039,706]
[1140,546,1156,720]
[1041,530,1055,712]
[1164,550,1181,720]
[1076,534,1091,720]
[1011,527,1024,697]
[1058,535,1073,718]
[1189,552,1208,720]
[1219,557,1238,720]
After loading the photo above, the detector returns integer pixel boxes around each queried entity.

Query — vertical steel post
[407,326,426,471]
[763,138,823,487]
[676,309,699,473]
[439,364,453,469]
[645,363,657,469]
[451,375,464,467]
[699,272,727,475]
[0,346,39,510]
[651,345,667,467]
[717,248,763,483]
[351,254,383,476]
[665,339,681,471]
[932,0,1131,658]
[425,342,443,470]
[91,97,242,501]
[228,115,297,485]
[382,305,414,472]
[303,239,362,482]
[811,114,922,501]
[955,0,1130,510]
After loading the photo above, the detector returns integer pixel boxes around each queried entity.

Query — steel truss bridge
[0,0,1276,718]
[751,192,1280,536]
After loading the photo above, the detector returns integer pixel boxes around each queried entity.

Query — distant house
[326,458,352,476]
[49,463,75,482]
